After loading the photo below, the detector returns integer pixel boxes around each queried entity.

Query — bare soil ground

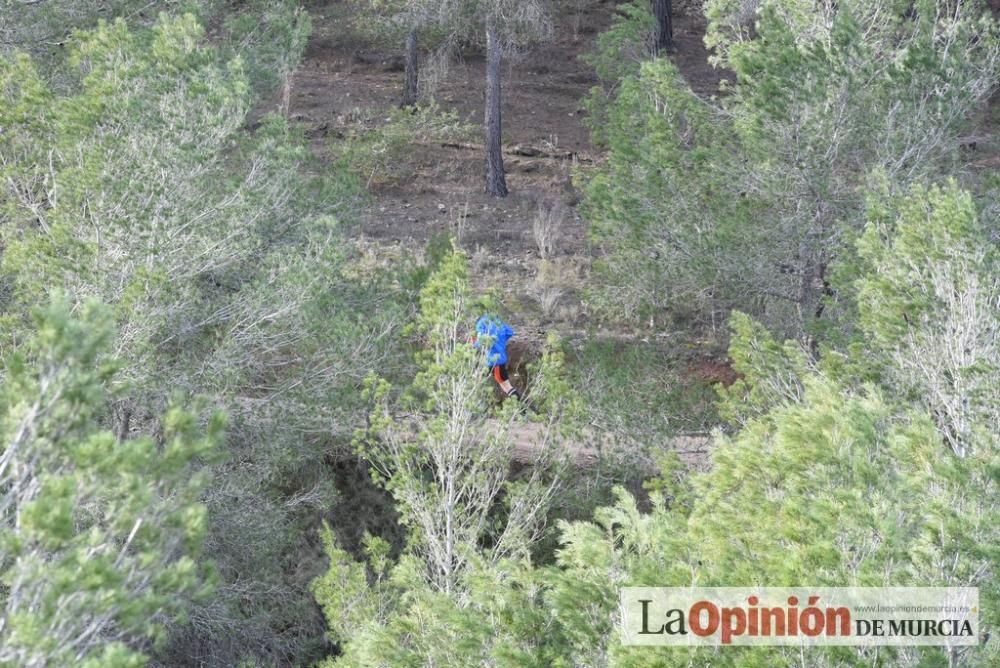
[510,422,711,470]
[289,2,720,266]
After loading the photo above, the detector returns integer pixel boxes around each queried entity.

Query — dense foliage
[1,0,998,666]
[583,0,999,343]
[0,298,220,667]
[1,5,405,665]
[316,183,1000,667]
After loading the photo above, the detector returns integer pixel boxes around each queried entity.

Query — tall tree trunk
[652,0,673,53]
[280,71,292,117]
[402,28,419,108]
[484,26,508,197]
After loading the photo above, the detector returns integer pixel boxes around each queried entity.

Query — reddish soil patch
[688,357,740,387]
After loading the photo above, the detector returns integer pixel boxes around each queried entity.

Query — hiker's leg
[492,364,517,397]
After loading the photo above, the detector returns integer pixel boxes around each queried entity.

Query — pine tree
[651,0,672,52]
[521,183,1000,667]
[1,12,398,664]
[0,297,220,667]
[856,180,1000,460]
[583,0,1000,337]
[472,0,552,197]
[358,247,568,592]
[314,247,582,663]
[351,0,461,107]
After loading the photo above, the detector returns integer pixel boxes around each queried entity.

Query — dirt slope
[289,3,721,259]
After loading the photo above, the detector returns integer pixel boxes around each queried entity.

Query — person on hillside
[472,314,520,401]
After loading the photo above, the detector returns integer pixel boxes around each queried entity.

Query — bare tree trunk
[484,25,508,197]
[652,0,673,53]
[114,402,131,442]
[402,28,419,108]
[280,71,292,117]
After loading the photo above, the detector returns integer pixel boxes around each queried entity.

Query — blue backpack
[475,315,514,366]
